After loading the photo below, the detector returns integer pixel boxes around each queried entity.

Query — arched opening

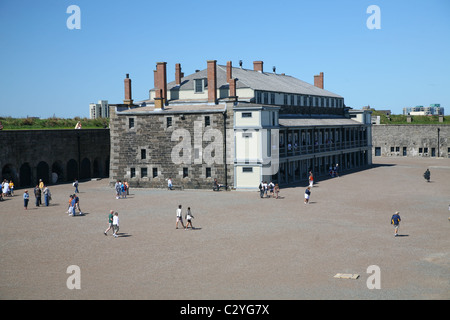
[51,161,64,184]
[80,158,91,180]
[67,159,78,182]
[2,164,18,186]
[36,161,49,185]
[20,163,33,188]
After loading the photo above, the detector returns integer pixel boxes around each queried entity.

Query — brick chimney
[155,62,167,104]
[253,61,263,73]
[175,63,182,86]
[227,61,232,82]
[314,72,324,89]
[207,60,217,104]
[229,78,237,98]
[123,73,133,105]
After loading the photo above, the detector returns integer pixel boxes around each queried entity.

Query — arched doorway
[36,161,49,185]
[67,159,78,182]
[80,158,91,180]
[2,164,18,185]
[20,163,32,187]
[52,161,64,184]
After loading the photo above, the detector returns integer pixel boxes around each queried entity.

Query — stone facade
[109,103,234,189]
[0,129,110,188]
[372,124,450,157]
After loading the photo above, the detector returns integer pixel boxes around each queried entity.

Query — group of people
[67,193,83,216]
[176,204,195,230]
[114,180,129,199]
[28,179,52,208]
[328,164,340,177]
[258,181,280,199]
[1,179,14,200]
[104,210,120,237]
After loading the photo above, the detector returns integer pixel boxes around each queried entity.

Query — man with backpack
[391,211,401,237]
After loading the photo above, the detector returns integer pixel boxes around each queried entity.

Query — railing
[279,140,368,157]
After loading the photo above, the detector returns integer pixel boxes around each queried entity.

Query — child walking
[112,212,120,238]
[185,207,194,230]
[304,187,311,204]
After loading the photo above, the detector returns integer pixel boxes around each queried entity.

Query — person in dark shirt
[391,211,401,237]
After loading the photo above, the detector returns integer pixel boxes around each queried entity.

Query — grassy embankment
[0,117,109,130]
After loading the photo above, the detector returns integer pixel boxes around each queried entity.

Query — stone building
[0,129,110,188]
[109,60,372,189]
[372,124,450,158]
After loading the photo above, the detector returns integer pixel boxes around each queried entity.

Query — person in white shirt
[112,212,119,238]
[176,205,184,229]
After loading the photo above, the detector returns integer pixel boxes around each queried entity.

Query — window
[206,167,211,178]
[183,167,188,178]
[205,116,210,127]
[290,94,294,106]
[128,118,134,129]
[419,147,423,153]
[141,168,148,178]
[194,79,205,93]
[256,91,262,104]
[152,167,158,178]
[242,167,253,173]
[390,147,395,152]
[194,148,200,160]
[270,93,275,104]
[141,149,146,160]
[130,168,136,178]
[395,147,400,152]
[375,147,381,156]
[284,94,288,105]
[166,117,172,128]
[263,92,268,104]
[424,147,428,154]
[242,112,252,118]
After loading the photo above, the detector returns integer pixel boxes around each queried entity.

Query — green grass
[0,117,109,130]
[370,111,448,125]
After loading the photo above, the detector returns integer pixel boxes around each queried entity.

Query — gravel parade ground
[1,157,449,300]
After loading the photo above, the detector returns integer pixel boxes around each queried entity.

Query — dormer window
[194,78,207,93]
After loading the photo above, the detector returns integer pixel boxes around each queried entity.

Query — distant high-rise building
[89,100,109,119]
[403,104,444,116]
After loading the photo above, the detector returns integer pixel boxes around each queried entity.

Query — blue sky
[0,0,449,118]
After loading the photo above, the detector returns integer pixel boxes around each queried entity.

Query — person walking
[73,194,83,215]
[112,212,120,238]
[304,187,311,204]
[185,207,194,230]
[168,178,173,190]
[23,190,29,210]
[259,181,264,198]
[423,169,430,182]
[391,211,401,237]
[104,210,114,235]
[308,171,314,188]
[274,184,280,199]
[73,179,79,193]
[176,205,185,229]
